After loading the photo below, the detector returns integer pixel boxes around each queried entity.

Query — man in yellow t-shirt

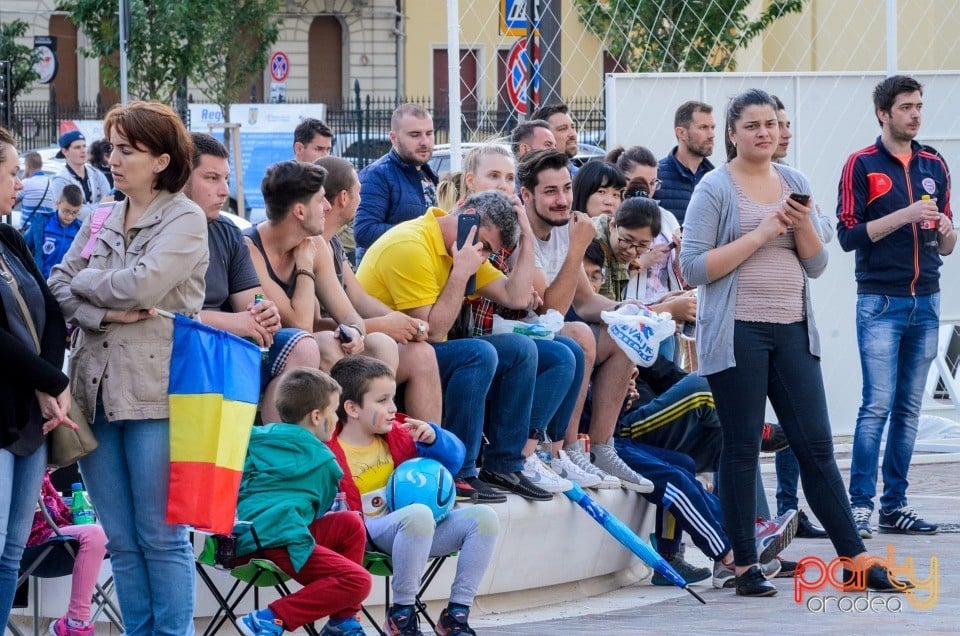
[355,191,555,503]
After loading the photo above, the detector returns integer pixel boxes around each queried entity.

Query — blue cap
[56,130,86,158]
[71,482,83,490]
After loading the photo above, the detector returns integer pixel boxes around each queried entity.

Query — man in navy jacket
[654,101,715,225]
[353,104,438,263]
[837,75,956,539]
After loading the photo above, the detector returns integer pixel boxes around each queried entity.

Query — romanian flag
[166,314,261,533]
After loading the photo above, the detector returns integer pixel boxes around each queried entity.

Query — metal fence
[8,91,606,164]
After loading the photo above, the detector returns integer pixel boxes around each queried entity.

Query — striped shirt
[16,172,56,230]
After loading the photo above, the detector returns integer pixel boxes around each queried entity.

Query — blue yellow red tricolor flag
[166,314,261,533]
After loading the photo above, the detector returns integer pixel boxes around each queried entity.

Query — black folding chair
[6,501,123,636]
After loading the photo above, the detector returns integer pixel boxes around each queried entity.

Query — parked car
[333,133,392,170]
[429,141,605,177]
[18,147,66,178]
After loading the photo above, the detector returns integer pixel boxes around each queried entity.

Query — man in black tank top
[243,160,403,375]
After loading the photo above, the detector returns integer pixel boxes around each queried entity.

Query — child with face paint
[327,355,500,636]
[235,367,372,636]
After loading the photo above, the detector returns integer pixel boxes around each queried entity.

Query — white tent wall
[607,71,960,434]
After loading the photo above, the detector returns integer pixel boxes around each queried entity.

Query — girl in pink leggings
[27,472,107,636]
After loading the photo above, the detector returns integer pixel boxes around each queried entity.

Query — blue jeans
[533,336,583,442]
[776,447,801,515]
[433,334,536,477]
[849,293,939,513]
[706,321,864,567]
[0,444,47,626]
[79,414,195,636]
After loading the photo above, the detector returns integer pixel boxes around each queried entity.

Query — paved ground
[473,458,959,635]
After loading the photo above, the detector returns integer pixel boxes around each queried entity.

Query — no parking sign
[506,38,539,115]
[269,51,289,83]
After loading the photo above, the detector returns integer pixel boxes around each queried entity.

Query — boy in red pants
[236,367,372,636]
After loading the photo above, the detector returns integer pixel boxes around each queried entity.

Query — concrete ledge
[12,490,655,633]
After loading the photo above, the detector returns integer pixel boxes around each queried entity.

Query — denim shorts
[261,327,312,390]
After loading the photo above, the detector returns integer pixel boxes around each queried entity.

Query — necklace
[0,254,14,284]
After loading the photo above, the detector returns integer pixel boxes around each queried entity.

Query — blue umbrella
[563,483,706,604]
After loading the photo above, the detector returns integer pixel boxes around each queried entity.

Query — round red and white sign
[269,51,290,83]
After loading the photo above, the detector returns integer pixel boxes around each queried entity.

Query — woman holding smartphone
[680,88,911,597]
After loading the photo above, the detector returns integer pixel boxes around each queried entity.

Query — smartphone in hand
[789,193,811,206]
[336,324,353,343]
[457,212,480,295]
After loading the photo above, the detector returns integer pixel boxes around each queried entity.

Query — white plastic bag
[492,309,565,340]
[600,304,676,367]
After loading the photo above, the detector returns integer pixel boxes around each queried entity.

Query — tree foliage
[60,0,280,110]
[573,0,806,72]
[0,20,41,105]
[190,0,282,118]
[60,0,204,103]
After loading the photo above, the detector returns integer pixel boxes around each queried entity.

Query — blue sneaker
[238,610,284,636]
[320,616,367,636]
[383,605,423,636]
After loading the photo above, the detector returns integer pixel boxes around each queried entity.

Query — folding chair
[6,501,124,636]
[195,532,320,636]
[361,551,455,635]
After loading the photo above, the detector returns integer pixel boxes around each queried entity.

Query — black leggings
[706,321,865,566]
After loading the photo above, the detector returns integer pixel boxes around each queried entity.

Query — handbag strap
[79,202,115,259]
[0,253,42,353]
[21,179,51,231]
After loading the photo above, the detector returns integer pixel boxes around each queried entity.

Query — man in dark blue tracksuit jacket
[837,75,956,539]
[654,100,716,225]
[353,104,438,263]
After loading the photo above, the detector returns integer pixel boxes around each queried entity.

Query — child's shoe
[238,609,285,636]
[49,617,94,636]
[383,604,423,636]
[320,616,367,635]
[434,607,477,636]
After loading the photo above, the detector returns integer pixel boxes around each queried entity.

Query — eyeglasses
[651,178,663,191]
[588,268,607,286]
[614,227,653,253]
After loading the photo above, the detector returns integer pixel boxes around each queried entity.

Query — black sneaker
[878,506,939,535]
[383,604,424,636]
[795,509,829,539]
[760,422,789,453]
[774,556,797,578]
[842,564,915,593]
[434,607,476,636]
[651,555,711,586]
[454,479,479,504]
[735,565,778,597]
[463,476,507,504]
[478,469,553,501]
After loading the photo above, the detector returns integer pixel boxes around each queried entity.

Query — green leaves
[0,20,41,104]
[573,0,805,72]
[60,0,281,107]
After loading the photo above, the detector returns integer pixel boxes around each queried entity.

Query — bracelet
[347,323,365,338]
[295,268,316,282]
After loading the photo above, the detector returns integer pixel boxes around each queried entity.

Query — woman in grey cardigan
[679,89,910,597]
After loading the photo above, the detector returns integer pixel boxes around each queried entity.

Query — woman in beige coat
[49,102,209,635]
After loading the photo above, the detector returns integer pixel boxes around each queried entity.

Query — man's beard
[535,206,570,228]
[396,145,428,167]
[688,140,713,158]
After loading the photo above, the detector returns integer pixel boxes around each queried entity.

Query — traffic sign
[500,0,540,36]
[269,51,289,83]
[505,38,539,115]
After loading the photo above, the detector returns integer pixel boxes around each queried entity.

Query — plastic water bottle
[329,492,348,512]
[920,195,939,252]
[253,293,270,363]
[535,430,553,466]
[70,483,96,525]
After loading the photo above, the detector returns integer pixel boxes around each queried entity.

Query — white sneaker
[552,450,603,488]
[563,441,622,489]
[590,440,655,493]
[521,454,572,493]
